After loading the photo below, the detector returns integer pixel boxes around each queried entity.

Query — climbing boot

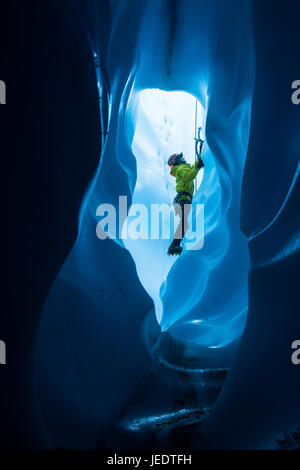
[167,239,183,256]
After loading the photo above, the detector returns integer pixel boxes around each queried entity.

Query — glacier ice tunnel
[123,87,250,350]
[32,0,300,451]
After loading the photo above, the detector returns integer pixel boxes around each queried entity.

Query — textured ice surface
[123,89,206,323]
[123,86,249,349]
[36,0,300,450]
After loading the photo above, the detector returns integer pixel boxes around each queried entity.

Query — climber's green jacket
[170,163,200,199]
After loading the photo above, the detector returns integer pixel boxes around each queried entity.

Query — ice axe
[195,126,205,158]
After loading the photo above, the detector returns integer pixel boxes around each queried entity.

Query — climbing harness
[173,191,193,215]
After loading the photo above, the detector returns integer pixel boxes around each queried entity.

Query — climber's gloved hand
[196,155,204,169]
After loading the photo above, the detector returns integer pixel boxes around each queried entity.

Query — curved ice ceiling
[121,81,251,348]
[121,87,249,349]
[59,0,255,351]
[35,0,300,450]
[36,0,255,372]
[123,89,207,324]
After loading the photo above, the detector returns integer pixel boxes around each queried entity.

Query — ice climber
[167,141,204,256]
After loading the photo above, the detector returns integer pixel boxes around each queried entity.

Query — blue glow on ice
[123,89,207,322]
[123,88,250,348]
[120,407,209,431]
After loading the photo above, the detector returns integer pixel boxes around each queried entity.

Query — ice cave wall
[35,0,300,450]
[73,0,254,354]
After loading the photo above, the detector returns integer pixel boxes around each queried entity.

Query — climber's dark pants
[173,198,192,243]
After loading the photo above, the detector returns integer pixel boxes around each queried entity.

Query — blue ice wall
[122,89,207,324]
[35,0,300,450]
[201,0,300,449]
[124,81,250,351]
[36,0,254,448]
[88,0,254,351]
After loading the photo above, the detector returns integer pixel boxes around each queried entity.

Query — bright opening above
[123,89,207,323]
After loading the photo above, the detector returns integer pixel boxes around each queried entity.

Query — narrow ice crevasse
[123,89,207,323]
